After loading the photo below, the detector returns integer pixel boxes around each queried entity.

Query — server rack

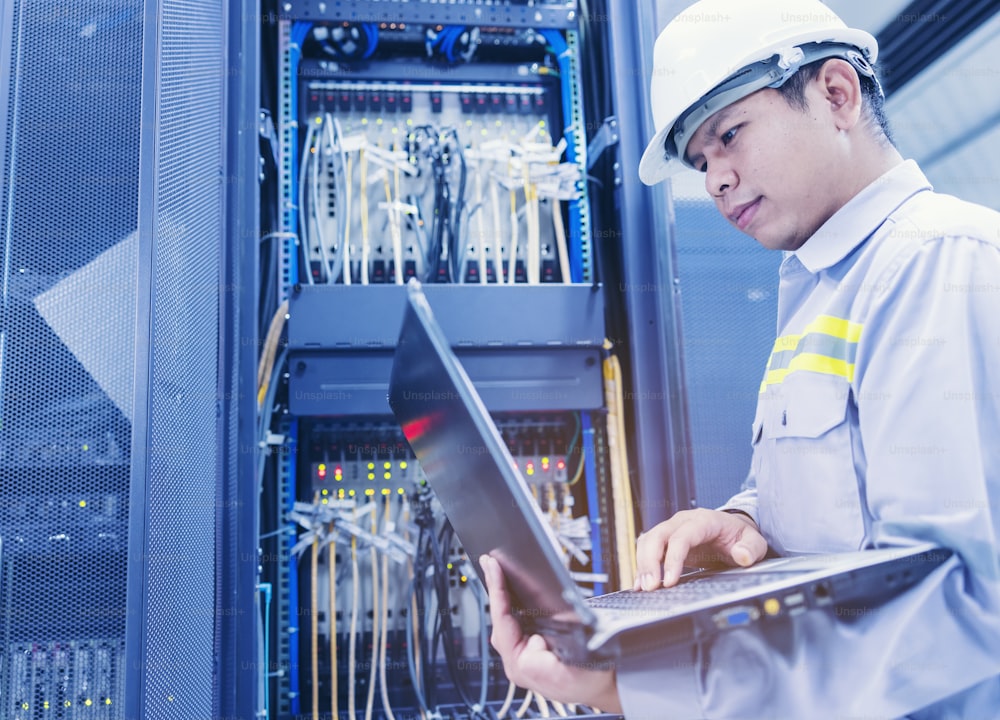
[255,1,695,717]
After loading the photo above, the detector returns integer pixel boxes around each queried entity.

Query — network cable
[289,20,314,292]
[328,522,338,719]
[309,118,333,283]
[365,498,380,720]
[324,113,351,283]
[378,494,399,720]
[490,170,504,282]
[297,122,319,284]
[540,29,583,282]
[360,148,371,284]
[383,148,404,284]
[343,155,354,285]
[552,198,571,283]
[348,534,359,719]
[310,530,319,720]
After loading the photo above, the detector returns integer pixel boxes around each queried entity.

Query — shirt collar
[791,159,933,274]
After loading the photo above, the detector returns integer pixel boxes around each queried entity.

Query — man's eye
[721,127,738,145]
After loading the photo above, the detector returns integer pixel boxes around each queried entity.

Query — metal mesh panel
[142,0,225,717]
[672,198,781,510]
[0,1,142,716]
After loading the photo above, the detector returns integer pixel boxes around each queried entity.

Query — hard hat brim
[639,125,680,186]
[638,28,878,187]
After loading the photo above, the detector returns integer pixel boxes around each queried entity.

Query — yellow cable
[328,522,338,719]
[535,692,551,718]
[612,356,639,587]
[365,498,380,720]
[404,499,427,720]
[343,155,353,285]
[515,690,534,718]
[523,162,540,285]
[497,680,518,719]
[378,494,397,720]
[604,353,637,588]
[348,535,359,719]
[256,299,289,409]
[612,355,638,578]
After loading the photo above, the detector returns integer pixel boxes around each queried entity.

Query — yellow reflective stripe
[787,352,855,382]
[807,314,863,343]
[771,334,801,353]
[760,356,855,392]
[770,315,863,354]
[760,315,863,393]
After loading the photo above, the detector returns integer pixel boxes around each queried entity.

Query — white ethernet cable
[490,169,504,283]
[342,154,353,285]
[474,161,488,284]
[310,117,332,283]
[297,122,318,284]
[552,198,571,283]
[360,148,370,285]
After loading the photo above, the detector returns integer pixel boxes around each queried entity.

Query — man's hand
[479,554,622,713]
[635,508,768,590]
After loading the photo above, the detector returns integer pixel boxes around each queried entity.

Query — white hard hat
[638,0,879,185]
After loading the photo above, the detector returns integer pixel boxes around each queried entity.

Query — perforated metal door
[0,1,143,716]
[0,0,234,716]
[135,0,225,716]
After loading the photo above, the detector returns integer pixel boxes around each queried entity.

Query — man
[480,0,1000,716]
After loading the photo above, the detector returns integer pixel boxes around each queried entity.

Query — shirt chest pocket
[753,376,866,554]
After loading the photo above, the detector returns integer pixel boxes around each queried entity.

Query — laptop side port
[813,580,834,606]
[712,605,761,630]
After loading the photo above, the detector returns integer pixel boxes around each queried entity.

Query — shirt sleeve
[620,233,1000,718]
[716,472,759,526]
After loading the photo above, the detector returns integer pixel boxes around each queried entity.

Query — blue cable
[540,29,584,282]
[581,413,604,595]
[362,22,379,59]
[441,26,462,62]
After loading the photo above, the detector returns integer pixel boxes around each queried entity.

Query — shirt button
[781,410,787,426]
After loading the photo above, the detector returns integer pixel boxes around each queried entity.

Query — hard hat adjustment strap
[668,42,882,168]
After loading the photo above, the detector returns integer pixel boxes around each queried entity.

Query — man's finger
[634,514,689,589]
[660,518,722,587]
[731,527,768,567]
[480,554,525,656]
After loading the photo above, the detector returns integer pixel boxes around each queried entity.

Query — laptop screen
[388,281,595,627]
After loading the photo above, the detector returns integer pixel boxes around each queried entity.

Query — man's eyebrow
[686,106,737,168]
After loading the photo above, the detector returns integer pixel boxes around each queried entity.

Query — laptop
[388,279,951,664]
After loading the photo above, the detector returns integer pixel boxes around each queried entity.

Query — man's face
[685,86,846,251]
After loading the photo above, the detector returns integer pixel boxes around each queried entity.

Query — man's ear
[813,58,863,132]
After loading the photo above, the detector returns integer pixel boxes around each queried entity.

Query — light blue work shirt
[619,160,1000,718]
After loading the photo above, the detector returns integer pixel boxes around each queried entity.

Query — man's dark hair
[777,58,895,147]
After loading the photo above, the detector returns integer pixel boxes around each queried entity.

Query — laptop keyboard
[587,572,796,613]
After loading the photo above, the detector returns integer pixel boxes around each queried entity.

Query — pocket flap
[771,383,850,440]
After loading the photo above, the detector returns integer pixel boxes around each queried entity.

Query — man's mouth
[729,197,762,231]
